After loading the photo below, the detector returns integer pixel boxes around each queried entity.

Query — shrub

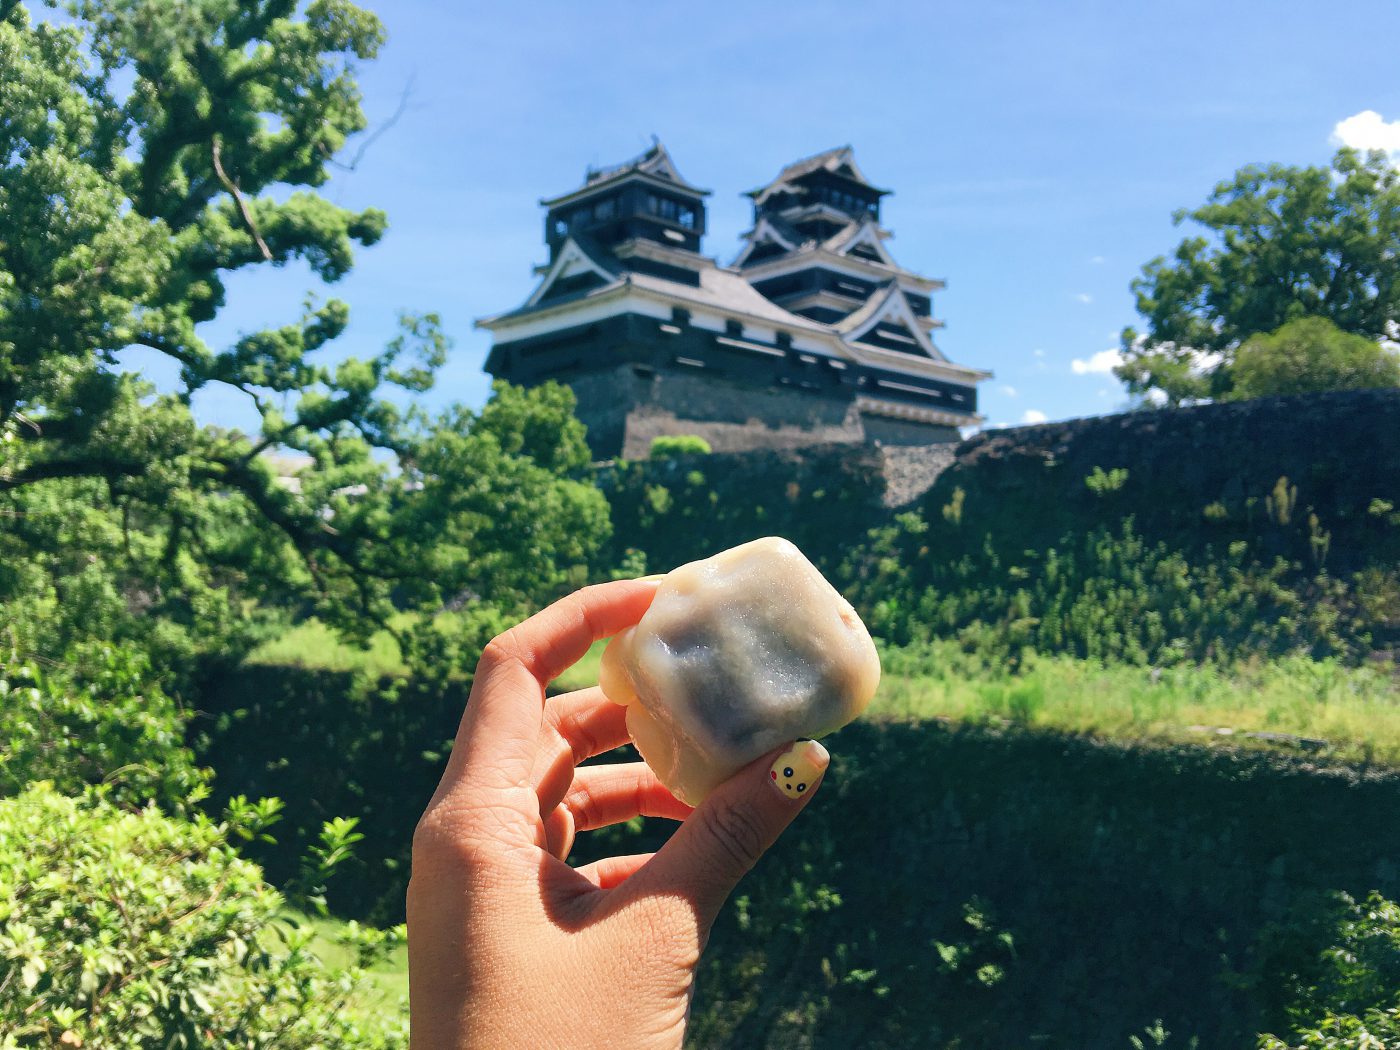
[1256,892,1400,1049]
[0,644,205,811]
[0,783,406,1049]
[649,434,712,458]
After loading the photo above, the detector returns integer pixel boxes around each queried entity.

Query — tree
[0,2,607,672]
[1117,149,1400,404]
[1228,317,1400,401]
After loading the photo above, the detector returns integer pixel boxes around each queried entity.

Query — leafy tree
[0,2,606,673]
[1118,149,1400,404]
[1227,316,1400,401]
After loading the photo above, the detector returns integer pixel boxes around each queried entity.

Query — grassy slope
[251,623,1400,763]
[269,632,1397,1030]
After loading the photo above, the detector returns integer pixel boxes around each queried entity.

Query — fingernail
[768,740,829,801]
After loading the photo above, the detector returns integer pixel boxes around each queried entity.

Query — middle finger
[533,686,633,812]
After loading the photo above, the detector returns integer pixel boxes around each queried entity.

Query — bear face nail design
[769,739,829,801]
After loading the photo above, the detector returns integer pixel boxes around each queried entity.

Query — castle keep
[478,144,990,459]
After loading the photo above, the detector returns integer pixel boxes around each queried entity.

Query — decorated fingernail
[769,740,829,801]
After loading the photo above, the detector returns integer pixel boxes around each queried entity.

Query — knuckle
[411,802,475,861]
[565,784,603,831]
[553,707,598,763]
[478,632,525,674]
[697,798,766,876]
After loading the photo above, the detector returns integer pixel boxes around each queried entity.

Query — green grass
[298,912,408,1018]
[247,619,407,677]
[247,622,1400,766]
[873,642,1400,765]
[552,638,608,693]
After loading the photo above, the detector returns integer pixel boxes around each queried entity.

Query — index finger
[442,579,658,795]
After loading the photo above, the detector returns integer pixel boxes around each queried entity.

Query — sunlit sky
[121,0,1400,432]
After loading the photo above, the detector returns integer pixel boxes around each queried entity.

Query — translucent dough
[599,537,880,805]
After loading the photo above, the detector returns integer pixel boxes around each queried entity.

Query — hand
[407,580,829,1049]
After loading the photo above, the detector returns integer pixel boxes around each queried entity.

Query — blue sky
[149,0,1400,432]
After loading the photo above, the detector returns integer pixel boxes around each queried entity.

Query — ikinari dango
[599,538,881,805]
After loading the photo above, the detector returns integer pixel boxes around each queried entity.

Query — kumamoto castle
[478,143,991,459]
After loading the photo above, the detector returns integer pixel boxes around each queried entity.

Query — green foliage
[648,433,712,458]
[676,719,1400,1048]
[844,513,1395,668]
[1267,476,1297,527]
[596,444,889,581]
[1131,1019,1199,1048]
[941,485,966,525]
[1118,149,1400,404]
[1086,466,1130,496]
[1,3,607,683]
[193,606,511,920]
[1256,893,1400,1049]
[0,643,205,811]
[0,782,406,1048]
[931,898,1016,990]
[1229,317,1400,401]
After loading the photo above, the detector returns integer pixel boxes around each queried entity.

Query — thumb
[628,739,829,929]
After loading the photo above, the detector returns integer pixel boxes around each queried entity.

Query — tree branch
[324,74,415,173]
[211,136,273,262]
[0,456,145,491]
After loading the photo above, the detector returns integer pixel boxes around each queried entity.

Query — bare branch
[325,74,416,173]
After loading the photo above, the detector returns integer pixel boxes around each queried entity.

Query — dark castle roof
[745,145,892,204]
[541,141,709,208]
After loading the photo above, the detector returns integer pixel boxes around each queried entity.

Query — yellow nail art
[769,740,830,800]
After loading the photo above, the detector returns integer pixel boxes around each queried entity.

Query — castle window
[650,195,681,222]
[552,218,567,238]
[671,307,690,326]
[678,205,696,229]
[776,332,792,349]
[594,197,615,220]
[725,319,743,337]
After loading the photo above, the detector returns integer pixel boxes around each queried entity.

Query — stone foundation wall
[562,364,959,459]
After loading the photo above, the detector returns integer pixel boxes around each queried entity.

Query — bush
[0,783,406,1049]
[0,644,205,811]
[1230,317,1400,402]
[1256,892,1400,1049]
[648,433,712,458]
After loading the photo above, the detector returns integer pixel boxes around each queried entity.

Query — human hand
[407,579,829,1049]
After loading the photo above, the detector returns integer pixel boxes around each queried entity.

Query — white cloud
[1021,409,1047,424]
[1146,388,1169,406]
[1033,348,1046,357]
[1333,110,1400,163]
[1089,255,1106,265]
[1075,293,1093,304]
[999,385,1018,397]
[1071,347,1123,375]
